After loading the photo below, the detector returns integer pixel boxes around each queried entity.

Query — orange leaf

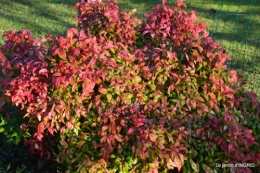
[174,155,183,172]
[60,140,68,148]
[76,141,85,148]
[37,123,44,134]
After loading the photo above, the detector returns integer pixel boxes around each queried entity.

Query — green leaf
[201,163,216,173]
[106,93,112,102]
[197,63,203,71]
[14,137,21,145]
[133,76,142,83]
[189,148,197,157]
[0,127,4,133]
[183,161,192,173]
[109,48,115,54]
[123,93,133,105]
[110,154,116,158]
[11,132,18,137]
[190,158,198,172]
[123,163,129,172]
[115,56,123,63]
[73,128,79,136]
[179,94,186,100]
[7,163,11,170]
[0,116,7,126]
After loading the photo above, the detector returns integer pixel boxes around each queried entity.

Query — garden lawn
[0,0,78,45]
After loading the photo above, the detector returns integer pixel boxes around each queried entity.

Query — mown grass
[0,0,78,44]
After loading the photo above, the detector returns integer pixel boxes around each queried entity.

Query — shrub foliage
[0,0,259,172]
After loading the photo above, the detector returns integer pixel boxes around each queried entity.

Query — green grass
[0,0,259,97]
[0,0,78,44]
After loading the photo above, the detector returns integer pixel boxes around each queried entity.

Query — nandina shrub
[0,0,260,173]
[75,0,141,47]
[0,30,59,161]
[53,1,260,173]
[134,1,260,172]
[49,28,189,172]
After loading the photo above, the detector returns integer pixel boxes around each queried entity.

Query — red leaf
[132,146,136,153]
[102,125,109,132]
[98,87,107,94]
[197,102,209,113]
[120,51,135,61]
[76,141,85,148]
[127,127,135,135]
[53,77,61,89]
[177,0,186,7]
[162,0,167,6]
[70,47,80,57]
[0,50,7,62]
[113,134,122,143]
[95,95,101,106]
[39,68,48,75]
[67,28,78,38]
[178,153,184,164]
[34,142,39,149]
[173,155,183,172]
[35,50,44,61]
[58,49,66,59]
[66,121,73,131]
[37,123,44,134]
[135,122,144,128]
[103,44,114,50]
[227,143,233,155]
[98,36,105,43]
[34,132,43,141]
[60,127,66,134]
[102,150,110,162]
[143,30,152,36]
[48,127,54,135]
[190,10,197,22]
[52,47,60,56]
[86,57,96,68]
[149,132,157,142]
[101,71,106,81]
[60,140,68,148]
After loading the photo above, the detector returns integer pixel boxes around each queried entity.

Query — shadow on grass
[0,0,77,39]
[188,1,260,95]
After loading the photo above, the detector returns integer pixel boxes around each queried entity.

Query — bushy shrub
[0,0,259,173]
[0,29,59,160]
[75,0,140,47]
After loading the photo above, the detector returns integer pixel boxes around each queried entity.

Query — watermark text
[215,163,255,168]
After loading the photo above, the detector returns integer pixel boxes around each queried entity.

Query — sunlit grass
[0,0,78,44]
